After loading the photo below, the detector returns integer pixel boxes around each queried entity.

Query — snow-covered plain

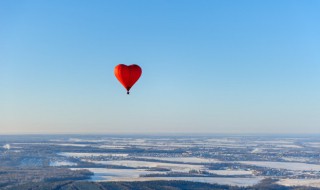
[277,179,320,188]
[71,168,166,180]
[50,161,77,166]
[282,157,311,162]
[98,145,127,149]
[208,170,253,176]
[59,152,129,157]
[138,156,220,164]
[50,136,320,188]
[13,142,89,147]
[306,142,320,148]
[55,143,89,147]
[71,168,262,187]
[86,160,205,172]
[239,161,320,171]
[3,144,10,149]
[106,176,262,187]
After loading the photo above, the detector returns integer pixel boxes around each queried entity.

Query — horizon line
[0,132,319,137]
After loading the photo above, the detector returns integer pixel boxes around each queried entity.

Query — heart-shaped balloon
[114,64,142,94]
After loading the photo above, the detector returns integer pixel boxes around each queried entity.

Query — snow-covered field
[277,179,320,188]
[208,170,253,176]
[239,161,320,171]
[306,142,320,148]
[253,140,296,144]
[138,156,220,164]
[50,161,77,166]
[3,144,10,149]
[47,136,320,188]
[59,152,129,157]
[86,160,204,172]
[55,143,89,147]
[282,157,311,162]
[162,177,261,186]
[13,142,89,147]
[98,145,127,149]
[275,144,302,148]
[71,168,262,187]
[106,176,263,187]
[71,168,166,180]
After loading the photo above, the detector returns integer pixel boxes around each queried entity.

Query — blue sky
[1,0,319,134]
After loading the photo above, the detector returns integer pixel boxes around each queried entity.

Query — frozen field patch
[59,152,129,158]
[50,161,77,166]
[277,179,320,188]
[87,160,204,172]
[239,161,320,171]
[208,170,253,176]
[71,168,262,187]
[138,157,220,164]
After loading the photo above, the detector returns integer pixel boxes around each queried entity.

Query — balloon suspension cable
[127,91,130,95]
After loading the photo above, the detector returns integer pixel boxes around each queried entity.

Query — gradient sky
[1,0,319,134]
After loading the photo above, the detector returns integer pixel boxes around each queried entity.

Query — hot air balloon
[114,64,142,94]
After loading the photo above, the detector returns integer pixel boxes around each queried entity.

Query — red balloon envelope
[114,64,142,94]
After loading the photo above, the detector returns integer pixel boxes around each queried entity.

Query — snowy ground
[86,160,205,172]
[238,161,320,171]
[277,179,320,188]
[52,135,320,188]
[106,177,262,187]
[137,156,220,164]
[50,161,77,166]
[208,170,253,176]
[58,152,129,158]
[71,168,262,187]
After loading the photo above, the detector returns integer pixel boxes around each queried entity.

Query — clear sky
[1,0,319,134]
